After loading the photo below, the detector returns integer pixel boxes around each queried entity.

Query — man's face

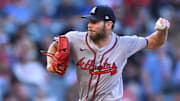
[88,20,107,42]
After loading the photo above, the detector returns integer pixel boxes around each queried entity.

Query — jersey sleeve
[53,31,78,58]
[123,35,147,58]
[53,31,76,49]
[65,31,79,58]
[65,31,77,43]
[65,31,87,60]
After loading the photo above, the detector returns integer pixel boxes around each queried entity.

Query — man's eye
[92,21,97,24]
[90,20,98,24]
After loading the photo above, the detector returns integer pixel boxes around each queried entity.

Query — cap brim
[81,15,101,21]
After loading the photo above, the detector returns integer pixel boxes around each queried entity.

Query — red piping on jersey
[85,33,96,101]
[91,37,118,101]
[85,33,118,101]
[145,38,149,49]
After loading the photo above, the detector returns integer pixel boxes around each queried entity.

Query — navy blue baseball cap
[81,5,116,23]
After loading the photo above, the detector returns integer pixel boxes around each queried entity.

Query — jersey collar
[86,32,117,54]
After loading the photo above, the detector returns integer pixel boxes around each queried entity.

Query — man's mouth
[88,30,95,32]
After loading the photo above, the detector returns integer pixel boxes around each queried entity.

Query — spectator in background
[3,0,32,24]
[3,93,19,101]
[12,37,48,99]
[54,0,81,34]
[0,0,9,9]
[122,61,141,101]
[172,47,180,93]
[123,82,139,101]
[0,29,13,100]
[142,44,173,101]
[55,0,80,19]
[33,87,57,101]
[5,76,30,101]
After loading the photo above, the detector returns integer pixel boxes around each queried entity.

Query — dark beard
[89,27,107,42]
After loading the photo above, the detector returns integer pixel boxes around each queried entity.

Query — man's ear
[105,21,113,30]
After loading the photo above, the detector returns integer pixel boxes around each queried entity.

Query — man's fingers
[155,18,170,31]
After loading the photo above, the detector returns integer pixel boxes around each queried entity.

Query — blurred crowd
[0,0,180,101]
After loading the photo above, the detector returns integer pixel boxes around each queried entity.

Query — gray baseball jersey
[64,31,147,101]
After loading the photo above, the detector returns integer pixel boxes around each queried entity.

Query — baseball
[155,18,167,30]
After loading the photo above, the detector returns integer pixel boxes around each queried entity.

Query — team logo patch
[76,57,117,75]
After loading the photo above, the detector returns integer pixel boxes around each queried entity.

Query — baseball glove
[41,36,70,75]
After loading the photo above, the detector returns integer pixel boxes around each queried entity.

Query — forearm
[145,18,170,49]
[146,29,168,49]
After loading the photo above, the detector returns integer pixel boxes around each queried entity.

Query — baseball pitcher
[42,5,170,101]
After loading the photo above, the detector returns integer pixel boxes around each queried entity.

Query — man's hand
[155,17,170,31]
[46,41,58,72]
[145,17,170,49]
[41,36,70,75]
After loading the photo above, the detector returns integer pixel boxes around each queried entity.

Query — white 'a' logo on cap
[90,7,97,14]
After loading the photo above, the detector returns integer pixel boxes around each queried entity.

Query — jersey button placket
[97,52,102,59]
